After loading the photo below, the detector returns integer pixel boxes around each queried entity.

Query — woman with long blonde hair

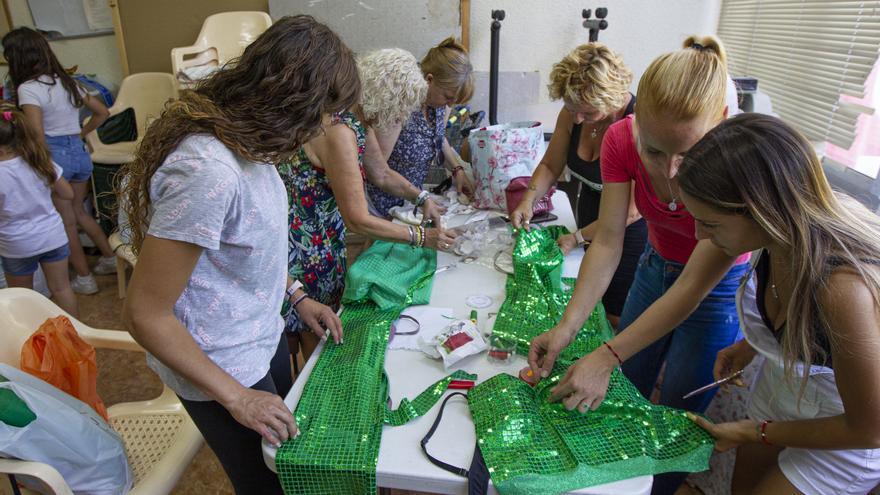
[680,113,880,494]
[527,36,747,492]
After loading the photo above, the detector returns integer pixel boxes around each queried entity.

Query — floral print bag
[467,121,544,211]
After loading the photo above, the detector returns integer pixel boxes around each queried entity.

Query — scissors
[682,369,745,399]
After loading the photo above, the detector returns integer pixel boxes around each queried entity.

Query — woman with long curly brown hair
[120,16,360,492]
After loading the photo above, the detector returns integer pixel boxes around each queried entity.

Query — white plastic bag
[0,364,133,495]
[419,320,487,369]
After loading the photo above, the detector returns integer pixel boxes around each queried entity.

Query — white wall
[466,0,721,124]
[2,0,123,88]
[0,0,723,112]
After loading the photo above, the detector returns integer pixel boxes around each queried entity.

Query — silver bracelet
[413,190,429,216]
[415,190,429,207]
[408,225,416,246]
[291,293,309,308]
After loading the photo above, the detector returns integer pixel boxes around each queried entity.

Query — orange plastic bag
[20,316,109,420]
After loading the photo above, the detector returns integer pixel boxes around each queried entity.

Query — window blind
[717,0,880,148]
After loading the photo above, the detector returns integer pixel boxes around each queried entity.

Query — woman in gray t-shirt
[119,16,359,493]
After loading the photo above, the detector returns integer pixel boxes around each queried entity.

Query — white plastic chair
[171,11,272,85]
[83,73,178,165]
[0,288,202,495]
[109,231,137,299]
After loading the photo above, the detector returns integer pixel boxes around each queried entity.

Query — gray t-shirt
[145,134,287,401]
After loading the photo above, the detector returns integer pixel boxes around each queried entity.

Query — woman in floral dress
[282,49,457,359]
[368,37,476,217]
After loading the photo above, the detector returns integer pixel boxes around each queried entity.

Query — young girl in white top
[679,113,880,495]
[0,104,78,316]
[2,27,112,295]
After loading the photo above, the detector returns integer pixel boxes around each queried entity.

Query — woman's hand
[547,346,619,412]
[713,339,756,387]
[557,233,579,255]
[424,227,458,252]
[222,386,298,448]
[296,297,343,344]
[510,199,535,231]
[688,414,758,452]
[453,170,474,198]
[528,325,577,380]
[420,198,445,227]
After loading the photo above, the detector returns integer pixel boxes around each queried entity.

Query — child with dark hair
[2,27,113,295]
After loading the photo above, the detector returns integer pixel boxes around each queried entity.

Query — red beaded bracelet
[603,341,623,366]
[760,419,773,446]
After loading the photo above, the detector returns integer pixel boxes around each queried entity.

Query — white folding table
[263,191,652,495]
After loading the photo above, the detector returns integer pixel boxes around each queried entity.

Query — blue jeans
[619,243,747,413]
[45,134,92,182]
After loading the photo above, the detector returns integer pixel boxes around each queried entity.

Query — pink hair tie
[2,111,12,122]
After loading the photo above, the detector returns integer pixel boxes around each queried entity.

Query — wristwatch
[286,280,303,300]
[574,229,587,246]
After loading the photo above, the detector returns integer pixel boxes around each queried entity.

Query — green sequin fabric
[492,225,614,359]
[471,227,714,494]
[277,241,473,494]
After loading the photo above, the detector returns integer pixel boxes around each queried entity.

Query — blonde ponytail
[636,35,728,121]
[682,35,727,67]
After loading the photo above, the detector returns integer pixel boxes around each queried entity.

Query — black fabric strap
[420,392,490,495]
[421,392,470,477]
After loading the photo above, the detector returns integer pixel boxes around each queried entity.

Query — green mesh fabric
[470,227,713,494]
[342,240,437,310]
[277,242,469,494]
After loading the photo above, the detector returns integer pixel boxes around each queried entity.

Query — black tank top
[567,94,636,226]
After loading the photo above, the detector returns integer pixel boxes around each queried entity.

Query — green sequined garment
[470,226,714,494]
[276,241,474,494]
[492,225,614,359]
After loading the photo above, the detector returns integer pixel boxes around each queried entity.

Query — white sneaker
[93,255,117,275]
[70,274,99,295]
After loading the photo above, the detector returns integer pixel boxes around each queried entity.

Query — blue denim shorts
[0,244,70,276]
[46,134,93,182]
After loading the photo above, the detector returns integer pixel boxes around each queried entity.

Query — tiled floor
[82,239,430,494]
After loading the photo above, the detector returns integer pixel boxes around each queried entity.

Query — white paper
[83,0,113,31]
[562,248,584,279]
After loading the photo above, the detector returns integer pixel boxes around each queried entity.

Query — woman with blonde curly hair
[120,16,356,492]
[367,37,476,217]
[510,42,645,326]
[280,47,456,360]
